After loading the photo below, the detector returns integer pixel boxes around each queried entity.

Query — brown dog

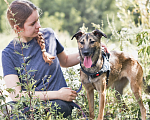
[71,29,147,120]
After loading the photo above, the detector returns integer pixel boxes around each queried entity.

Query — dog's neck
[80,47,103,73]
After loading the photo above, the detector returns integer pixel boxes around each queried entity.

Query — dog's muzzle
[82,47,96,57]
[81,47,96,68]
[82,49,91,56]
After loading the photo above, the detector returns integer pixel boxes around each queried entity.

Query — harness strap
[106,70,110,86]
[80,55,110,85]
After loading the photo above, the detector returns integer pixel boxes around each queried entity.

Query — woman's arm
[57,44,108,67]
[4,74,77,101]
[57,51,80,68]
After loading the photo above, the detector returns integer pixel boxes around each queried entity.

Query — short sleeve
[56,39,64,55]
[2,51,18,77]
[53,29,64,54]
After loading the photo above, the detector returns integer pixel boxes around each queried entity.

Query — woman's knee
[50,99,72,117]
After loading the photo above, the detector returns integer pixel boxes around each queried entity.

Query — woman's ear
[14,25,21,33]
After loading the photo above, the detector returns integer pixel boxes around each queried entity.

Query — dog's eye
[80,41,84,45]
[90,41,95,44]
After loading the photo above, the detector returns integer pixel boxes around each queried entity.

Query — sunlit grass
[0,32,15,50]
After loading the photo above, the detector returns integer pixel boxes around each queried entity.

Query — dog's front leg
[87,88,94,119]
[97,89,105,120]
[84,84,94,120]
[95,76,106,120]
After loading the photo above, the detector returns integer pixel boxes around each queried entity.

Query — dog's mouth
[83,56,92,68]
[81,47,96,68]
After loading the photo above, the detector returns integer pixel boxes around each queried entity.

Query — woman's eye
[31,22,35,26]
[31,21,36,26]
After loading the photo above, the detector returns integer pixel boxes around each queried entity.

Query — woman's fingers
[71,90,77,97]
[59,87,77,101]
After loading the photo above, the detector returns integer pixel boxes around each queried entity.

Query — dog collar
[80,55,110,85]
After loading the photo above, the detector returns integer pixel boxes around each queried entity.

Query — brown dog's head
[71,29,107,68]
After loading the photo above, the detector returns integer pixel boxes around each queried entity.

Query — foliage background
[0,0,150,119]
[0,0,121,49]
[0,0,120,34]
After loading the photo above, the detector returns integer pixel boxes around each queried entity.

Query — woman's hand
[58,87,77,102]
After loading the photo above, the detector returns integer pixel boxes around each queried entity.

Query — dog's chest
[81,70,106,84]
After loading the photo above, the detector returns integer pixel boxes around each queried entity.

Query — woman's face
[19,10,41,42]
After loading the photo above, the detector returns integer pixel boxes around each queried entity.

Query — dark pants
[4,100,73,119]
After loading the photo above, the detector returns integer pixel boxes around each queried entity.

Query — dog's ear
[92,29,107,38]
[71,31,84,40]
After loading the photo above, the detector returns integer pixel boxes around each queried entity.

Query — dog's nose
[82,50,90,56]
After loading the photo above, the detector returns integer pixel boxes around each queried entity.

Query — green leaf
[6,88,15,94]
[15,94,19,98]
[146,46,150,55]
[0,96,5,102]
[137,39,143,46]
[14,50,24,56]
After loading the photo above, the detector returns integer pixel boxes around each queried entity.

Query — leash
[69,83,88,119]
[74,83,88,120]
[76,83,82,93]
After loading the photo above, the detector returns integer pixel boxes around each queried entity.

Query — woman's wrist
[46,90,61,100]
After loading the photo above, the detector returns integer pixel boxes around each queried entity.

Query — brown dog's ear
[71,31,84,40]
[92,29,107,38]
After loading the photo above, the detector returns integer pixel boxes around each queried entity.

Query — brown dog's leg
[112,77,129,111]
[129,62,146,120]
[95,76,106,120]
[131,86,146,120]
[86,88,94,120]
[97,90,105,120]
[130,79,146,120]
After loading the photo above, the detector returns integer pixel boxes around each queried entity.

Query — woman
[2,0,79,118]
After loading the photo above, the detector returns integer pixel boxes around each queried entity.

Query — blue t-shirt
[2,28,67,91]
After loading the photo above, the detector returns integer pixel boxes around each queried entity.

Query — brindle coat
[72,29,147,120]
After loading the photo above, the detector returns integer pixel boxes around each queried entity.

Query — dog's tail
[143,77,150,94]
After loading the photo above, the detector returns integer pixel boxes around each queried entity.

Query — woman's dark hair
[7,0,37,29]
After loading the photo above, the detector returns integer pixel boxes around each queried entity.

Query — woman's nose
[36,20,41,28]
